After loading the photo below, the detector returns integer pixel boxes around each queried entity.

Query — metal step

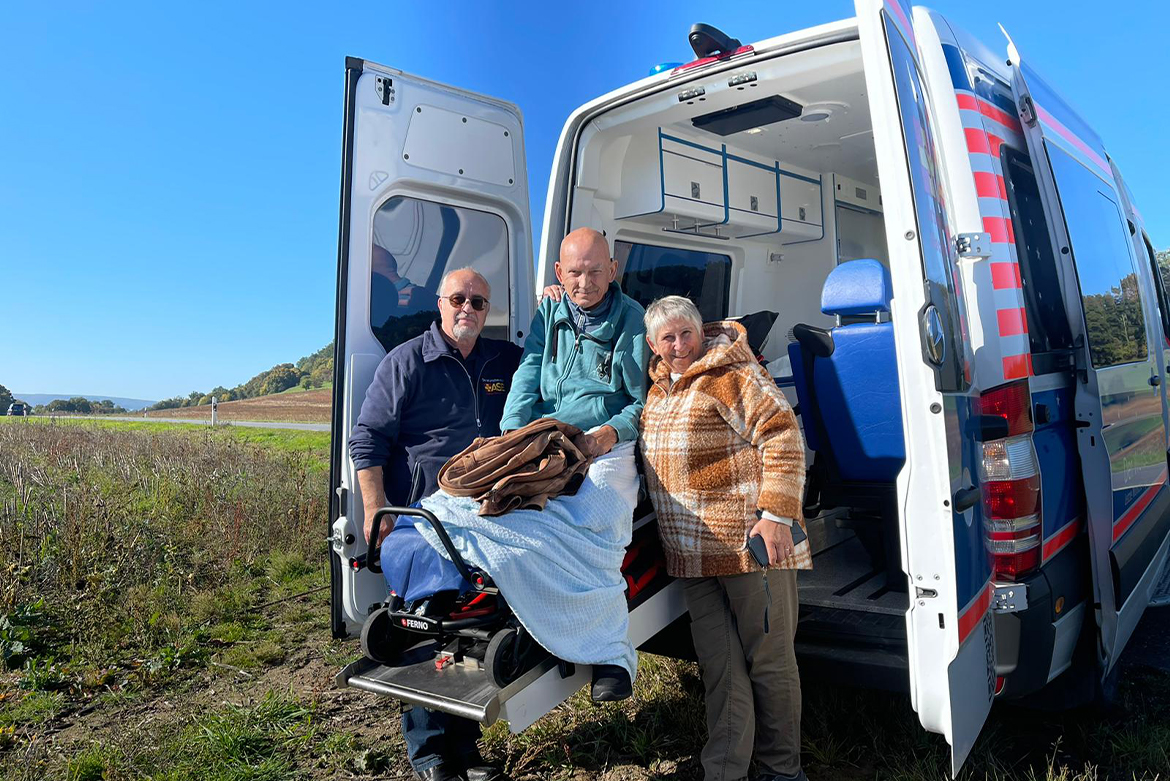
[1150,558,1170,607]
[337,578,687,732]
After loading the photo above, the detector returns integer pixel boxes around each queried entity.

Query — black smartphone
[748,522,807,567]
[747,534,770,568]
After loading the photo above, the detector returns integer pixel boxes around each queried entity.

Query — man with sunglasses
[349,266,520,781]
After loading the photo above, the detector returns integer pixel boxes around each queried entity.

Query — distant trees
[146,342,334,412]
[38,397,127,415]
[0,384,12,410]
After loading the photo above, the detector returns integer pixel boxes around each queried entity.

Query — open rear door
[1008,50,1170,670]
[326,58,688,729]
[856,1,994,773]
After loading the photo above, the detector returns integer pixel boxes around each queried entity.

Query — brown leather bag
[437,418,594,517]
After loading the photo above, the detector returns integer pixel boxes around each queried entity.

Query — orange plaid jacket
[640,321,811,577]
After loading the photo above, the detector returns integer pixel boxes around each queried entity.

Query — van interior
[562,39,909,678]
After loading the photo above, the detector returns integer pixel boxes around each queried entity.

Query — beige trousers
[683,569,802,781]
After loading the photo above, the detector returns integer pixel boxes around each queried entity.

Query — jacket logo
[597,353,613,382]
[483,380,507,394]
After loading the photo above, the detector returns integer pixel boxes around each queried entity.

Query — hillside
[14,393,157,410]
[142,387,331,423]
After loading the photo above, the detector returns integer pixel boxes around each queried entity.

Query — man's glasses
[441,293,489,311]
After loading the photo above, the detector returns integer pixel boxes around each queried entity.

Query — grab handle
[367,505,478,587]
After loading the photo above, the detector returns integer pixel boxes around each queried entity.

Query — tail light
[979,380,1041,581]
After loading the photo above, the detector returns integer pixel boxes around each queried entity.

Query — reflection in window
[1001,148,1072,354]
[369,196,509,353]
[886,21,968,390]
[614,241,732,322]
[1047,144,1146,367]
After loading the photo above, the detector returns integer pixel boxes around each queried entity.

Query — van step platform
[338,517,686,732]
[1150,558,1170,607]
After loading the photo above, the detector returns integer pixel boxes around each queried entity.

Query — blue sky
[2,1,1165,400]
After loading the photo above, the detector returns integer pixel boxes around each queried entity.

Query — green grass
[275,383,332,395]
[4,420,1170,780]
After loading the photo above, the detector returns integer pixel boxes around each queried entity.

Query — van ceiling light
[745,127,765,135]
[691,95,803,137]
[800,102,847,123]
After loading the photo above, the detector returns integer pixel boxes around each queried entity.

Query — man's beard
[451,322,479,341]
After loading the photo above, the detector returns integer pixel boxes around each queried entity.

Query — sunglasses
[441,293,489,311]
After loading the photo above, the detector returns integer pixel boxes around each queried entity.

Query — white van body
[328,2,1170,773]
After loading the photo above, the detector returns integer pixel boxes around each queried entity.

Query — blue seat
[788,259,905,491]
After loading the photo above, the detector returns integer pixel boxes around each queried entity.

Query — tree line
[146,342,333,412]
[0,385,127,415]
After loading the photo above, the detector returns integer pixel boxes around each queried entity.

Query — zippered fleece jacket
[349,321,522,506]
[500,283,648,442]
[640,321,811,577]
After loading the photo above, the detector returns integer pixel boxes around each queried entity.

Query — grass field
[140,388,332,424]
[1,419,1169,780]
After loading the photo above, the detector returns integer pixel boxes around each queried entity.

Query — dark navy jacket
[349,321,522,505]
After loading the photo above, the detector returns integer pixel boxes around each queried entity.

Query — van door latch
[992,583,1028,613]
[915,587,938,599]
[955,232,992,260]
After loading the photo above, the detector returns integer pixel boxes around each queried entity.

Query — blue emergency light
[648,62,683,76]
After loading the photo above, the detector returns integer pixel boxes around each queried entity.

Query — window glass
[1000,147,1073,353]
[1047,144,1146,367]
[613,241,732,322]
[1142,233,1170,342]
[369,196,509,353]
[886,22,968,390]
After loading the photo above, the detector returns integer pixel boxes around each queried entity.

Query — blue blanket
[416,441,639,678]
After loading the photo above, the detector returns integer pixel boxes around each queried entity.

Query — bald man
[499,228,648,701]
[500,228,648,457]
[350,266,520,781]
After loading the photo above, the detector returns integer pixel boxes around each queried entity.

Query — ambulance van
[327,0,1170,772]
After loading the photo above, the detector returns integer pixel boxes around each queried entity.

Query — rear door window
[370,195,510,352]
[1047,146,1148,367]
[1000,147,1073,354]
[614,240,732,321]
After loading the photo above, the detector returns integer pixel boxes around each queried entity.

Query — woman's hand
[749,519,795,565]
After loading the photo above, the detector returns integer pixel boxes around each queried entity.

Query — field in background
[141,388,332,424]
[2,418,1170,780]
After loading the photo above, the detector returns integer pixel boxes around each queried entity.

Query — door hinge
[375,76,395,106]
[992,582,1028,613]
[956,232,993,260]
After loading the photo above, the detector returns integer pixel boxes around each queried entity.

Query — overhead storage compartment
[614,129,823,242]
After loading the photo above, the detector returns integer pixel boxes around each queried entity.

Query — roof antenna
[998,23,1020,67]
[688,23,742,59]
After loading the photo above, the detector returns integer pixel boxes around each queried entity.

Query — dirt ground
[142,389,332,424]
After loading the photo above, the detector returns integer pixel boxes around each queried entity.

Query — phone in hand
[748,522,807,567]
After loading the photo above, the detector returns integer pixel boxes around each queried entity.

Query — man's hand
[581,425,619,458]
[364,505,395,547]
[748,519,796,566]
[541,285,565,302]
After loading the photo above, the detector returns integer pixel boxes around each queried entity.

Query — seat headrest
[821,259,893,316]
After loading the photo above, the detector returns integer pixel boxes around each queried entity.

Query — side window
[613,241,732,322]
[1000,147,1073,354]
[886,23,968,390]
[1142,233,1170,343]
[370,195,510,353]
[1047,145,1147,368]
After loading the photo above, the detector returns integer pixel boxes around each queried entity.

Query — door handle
[953,486,980,513]
[1151,375,1162,387]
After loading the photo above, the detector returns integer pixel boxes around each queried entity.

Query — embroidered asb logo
[483,380,507,394]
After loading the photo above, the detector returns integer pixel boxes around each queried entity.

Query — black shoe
[466,765,508,781]
[416,763,465,781]
[758,770,808,781]
[590,664,632,702]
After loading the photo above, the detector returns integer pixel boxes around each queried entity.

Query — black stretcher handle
[366,505,479,588]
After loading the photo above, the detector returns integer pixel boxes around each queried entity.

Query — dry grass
[141,388,332,424]
[1,420,1169,780]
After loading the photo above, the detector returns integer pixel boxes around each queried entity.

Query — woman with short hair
[640,295,810,781]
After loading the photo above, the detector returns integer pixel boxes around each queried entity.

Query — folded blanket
[438,418,593,517]
[417,441,639,679]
